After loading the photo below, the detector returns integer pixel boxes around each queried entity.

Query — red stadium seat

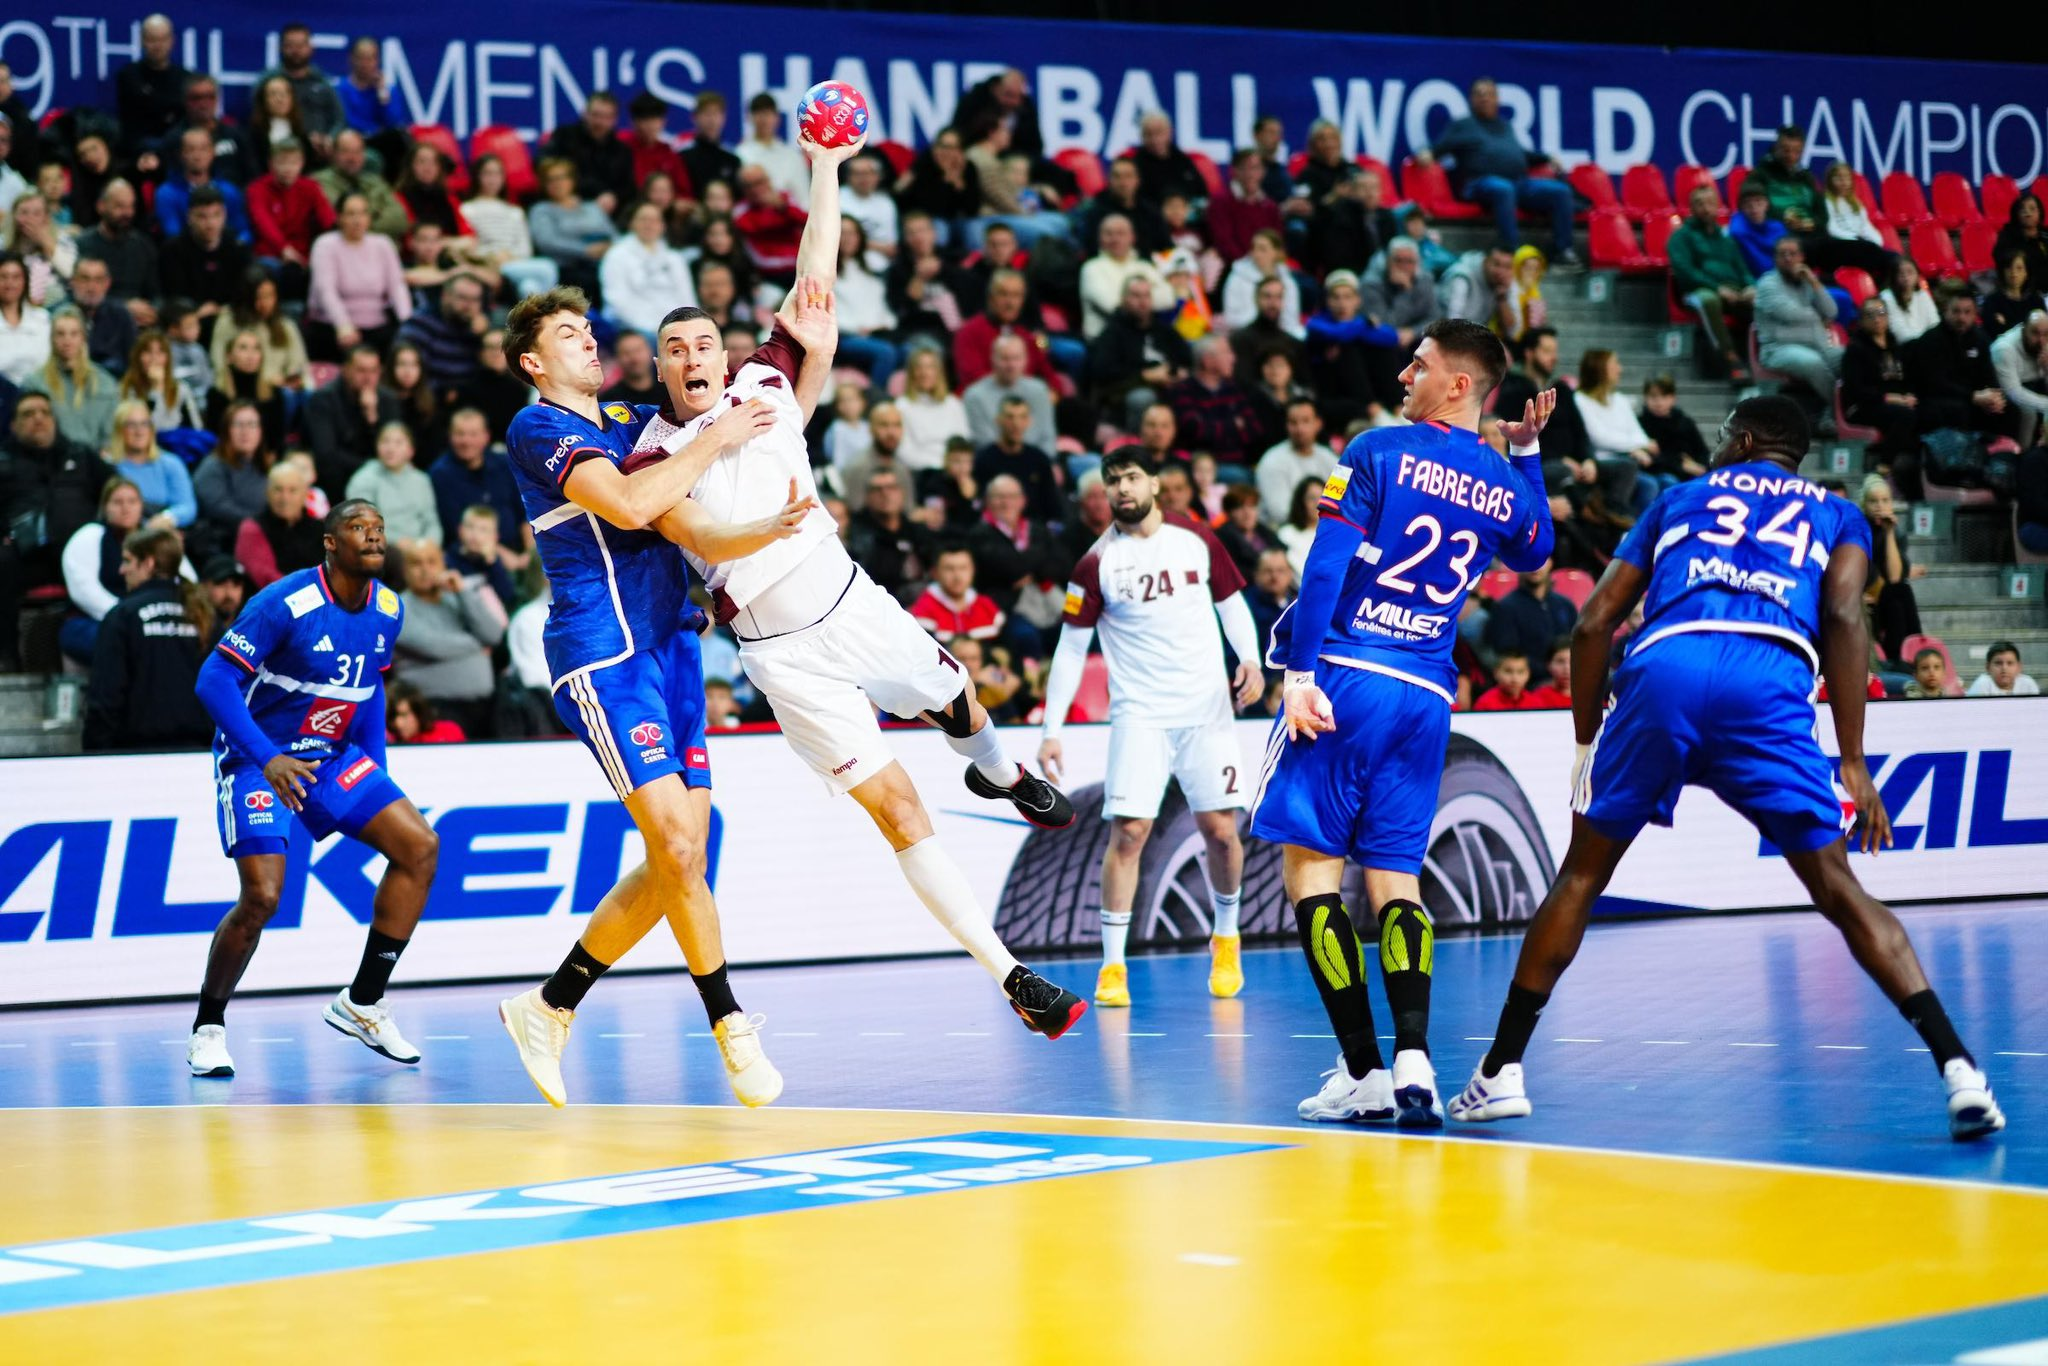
[1187,150,1225,200]
[1671,164,1722,218]
[1641,212,1680,261]
[1880,173,1936,228]
[1477,567,1519,601]
[1588,210,1659,273]
[409,124,468,194]
[1833,382,1881,443]
[872,140,915,178]
[1401,157,1483,219]
[1568,164,1620,218]
[2032,178,2048,211]
[1930,172,1981,229]
[1960,221,1998,275]
[1875,218,1904,254]
[1052,148,1105,199]
[1620,164,1674,221]
[1725,168,1746,215]
[38,107,65,130]
[1979,174,2020,226]
[1909,223,1966,280]
[1068,655,1112,724]
[1355,156,1396,198]
[470,124,537,201]
[1834,266,1877,306]
[1550,569,1596,610]
[1853,171,1884,224]
[1748,325,1790,383]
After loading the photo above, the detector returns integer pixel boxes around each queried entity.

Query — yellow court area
[2,1104,2043,1364]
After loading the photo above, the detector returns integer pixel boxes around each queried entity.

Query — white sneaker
[1297,1057,1395,1123]
[187,1024,234,1077]
[713,1012,783,1107]
[1944,1058,2006,1141]
[1448,1062,1533,1123]
[499,987,573,1107]
[322,990,422,1064]
[1392,1048,1443,1129]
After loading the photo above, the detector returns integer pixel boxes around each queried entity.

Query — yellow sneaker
[1208,934,1244,999]
[1093,962,1131,1007]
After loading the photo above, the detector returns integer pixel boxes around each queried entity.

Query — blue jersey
[506,397,691,685]
[1614,461,1871,672]
[1269,422,1546,701]
[211,567,402,764]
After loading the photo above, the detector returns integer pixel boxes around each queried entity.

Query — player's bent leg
[934,687,1074,829]
[1284,845,1394,1124]
[1452,817,1634,1124]
[1095,815,1152,1007]
[1192,809,1245,999]
[317,798,436,1066]
[190,852,288,1078]
[850,761,1086,1038]
[1783,840,2004,1140]
[1364,868,1439,1127]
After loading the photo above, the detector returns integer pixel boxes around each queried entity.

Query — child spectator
[1503,245,1547,345]
[387,679,466,743]
[1638,376,1709,482]
[1966,642,2041,696]
[449,503,519,608]
[823,381,872,471]
[1474,649,1566,710]
[1544,636,1572,702]
[345,421,441,548]
[704,677,741,730]
[1904,647,1950,699]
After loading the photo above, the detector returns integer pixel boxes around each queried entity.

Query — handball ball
[796,80,869,148]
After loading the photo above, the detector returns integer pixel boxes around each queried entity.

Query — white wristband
[1284,670,1316,692]
[1510,440,1542,458]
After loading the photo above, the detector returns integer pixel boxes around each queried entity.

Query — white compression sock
[1210,889,1242,938]
[895,837,1021,982]
[1100,909,1132,965]
[946,719,1021,789]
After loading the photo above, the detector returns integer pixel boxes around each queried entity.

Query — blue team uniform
[506,397,711,800]
[1252,422,1552,870]
[203,567,407,857]
[1576,461,1869,853]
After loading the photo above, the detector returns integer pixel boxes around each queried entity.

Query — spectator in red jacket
[1167,336,1262,468]
[733,162,808,283]
[952,268,1059,390]
[1207,147,1284,265]
[1473,649,1567,710]
[245,139,332,300]
[910,545,1006,641]
[626,91,694,210]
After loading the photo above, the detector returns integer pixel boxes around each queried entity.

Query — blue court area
[3,900,2042,1188]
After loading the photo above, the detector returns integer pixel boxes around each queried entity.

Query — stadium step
[0,674,84,759]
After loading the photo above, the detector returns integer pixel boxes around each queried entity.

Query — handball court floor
[2,901,2045,1364]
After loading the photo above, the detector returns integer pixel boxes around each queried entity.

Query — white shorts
[737,572,969,795]
[1103,718,1250,820]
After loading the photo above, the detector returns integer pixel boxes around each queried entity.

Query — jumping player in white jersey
[1036,448,1266,1007]
[624,129,1089,1039]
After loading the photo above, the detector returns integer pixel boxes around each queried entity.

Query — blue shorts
[1249,664,1451,873]
[214,743,406,859]
[553,632,712,801]
[1577,631,1851,854]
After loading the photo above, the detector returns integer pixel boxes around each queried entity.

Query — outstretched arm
[1497,392,1559,571]
[787,132,868,300]
[653,477,819,564]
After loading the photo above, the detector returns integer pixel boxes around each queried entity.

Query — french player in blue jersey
[185,499,442,1079]
[1251,318,1556,1128]
[492,284,817,1109]
[1451,396,2004,1140]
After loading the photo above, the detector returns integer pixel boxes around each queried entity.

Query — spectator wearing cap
[156,127,253,245]
[1415,78,1579,265]
[1167,336,1261,468]
[680,90,741,196]
[114,15,191,159]
[963,334,1056,453]
[1080,213,1171,340]
[260,24,346,157]
[1079,158,1171,258]
[542,90,636,217]
[234,458,324,587]
[737,92,808,202]
[200,553,248,634]
[1090,273,1192,432]
[1209,148,1284,266]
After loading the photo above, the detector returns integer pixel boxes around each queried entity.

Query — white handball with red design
[795,80,869,149]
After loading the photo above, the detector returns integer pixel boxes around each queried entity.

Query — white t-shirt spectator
[1966,670,2041,697]
[843,186,900,251]
[1220,259,1302,334]
[1576,389,1654,459]
[1824,196,1885,248]
[600,235,698,337]
[462,196,538,261]
[836,254,896,337]
[1256,441,1336,527]
[1079,254,1171,339]
[898,390,969,473]
[739,136,809,201]
[0,303,52,386]
[1887,287,1941,344]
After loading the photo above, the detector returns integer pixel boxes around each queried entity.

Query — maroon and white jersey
[1064,512,1246,728]
[627,325,836,612]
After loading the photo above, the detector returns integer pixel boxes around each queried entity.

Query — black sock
[540,941,612,1013]
[1899,989,1972,1069]
[1294,894,1383,1079]
[692,964,740,1025]
[194,993,229,1031]
[1483,983,1551,1075]
[1378,899,1434,1056]
[348,929,409,1005]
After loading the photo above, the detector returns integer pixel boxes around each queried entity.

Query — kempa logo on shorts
[833,757,859,775]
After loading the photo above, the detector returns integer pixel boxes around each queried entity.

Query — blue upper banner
[3,2,2045,181]
[0,1129,1282,1315]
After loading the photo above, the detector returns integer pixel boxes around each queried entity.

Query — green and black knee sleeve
[1378,899,1434,1056]
[1294,894,1382,1079]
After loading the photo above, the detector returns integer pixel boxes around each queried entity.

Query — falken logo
[629,722,663,746]
[546,435,577,471]
[1353,597,1449,639]
[243,790,274,810]
[1687,555,1795,606]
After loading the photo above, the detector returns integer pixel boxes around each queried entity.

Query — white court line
[1554,1038,1602,1044]
[1728,1042,1778,1048]
[67,1041,114,1048]
[1996,1051,2046,1058]
[1180,1253,1241,1268]
[857,1031,905,1037]
[1291,1033,1334,1039]
[1642,1040,1689,1046]
[775,1032,819,1038]
[1463,1036,1493,1042]
[1206,1033,1250,1038]
[1817,1045,1867,1051]
[1127,1032,1166,1038]
[0,1043,27,1049]
[249,1037,293,1044]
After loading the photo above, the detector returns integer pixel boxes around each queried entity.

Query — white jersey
[629,325,841,627]
[1063,512,1247,729]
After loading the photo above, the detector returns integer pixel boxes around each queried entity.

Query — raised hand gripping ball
[795,80,870,149]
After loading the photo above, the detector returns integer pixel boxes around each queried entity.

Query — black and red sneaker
[964,764,1075,829]
[1005,967,1087,1040]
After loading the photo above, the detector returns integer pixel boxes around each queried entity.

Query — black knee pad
[923,687,976,739]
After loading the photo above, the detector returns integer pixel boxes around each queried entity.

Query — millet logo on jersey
[1353,597,1450,639]
[1686,555,1795,607]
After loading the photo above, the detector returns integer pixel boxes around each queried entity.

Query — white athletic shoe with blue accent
[322,990,421,1064]
[1944,1058,2006,1141]
[1448,1063,1533,1123]
[1391,1048,1444,1129]
[1297,1057,1395,1123]
[186,1024,234,1077]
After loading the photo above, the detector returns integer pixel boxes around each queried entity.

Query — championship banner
[2,703,2043,1006]
[2,3,2043,182]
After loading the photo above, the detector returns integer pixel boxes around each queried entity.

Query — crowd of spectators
[1,36,2042,751]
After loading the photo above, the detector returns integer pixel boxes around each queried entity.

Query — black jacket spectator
[77,296,139,378]
[974,442,1063,525]
[885,249,976,340]
[897,150,982,225]
[542,121,637,210]
[77,222,161,309]
[845,509,939,598]
[1640,406,1709,479]
[1,419,112,562]
[1,86,39,177]
[1168,371,1262,467]
[114,51,190,156]
[1089,305,1192,406]
[1132,146,1207,208]
[456,364,532,444]
[1080,187,1170,259]
[1484,580,1578,665]
[1904,317,2005,433]
[84,575,213,751]
[204,372,288,457]
[679,138,740,197]
[1310,196,1388,276]
[952,74,1047,164]
[304,376,401,494]
[1842,329,1920,456]
[161,228,252,316]
[1233,316,1309,389]
[1494,369,1589,464]
[966,517,1072,610]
